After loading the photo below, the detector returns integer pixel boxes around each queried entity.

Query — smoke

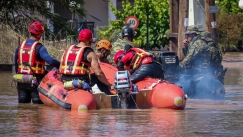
[174,72,225,100]
[163,52,225,100]
[178,56,225,100]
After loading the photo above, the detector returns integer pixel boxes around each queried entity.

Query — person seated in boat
[59,29,112,95]
[180,26,224,82]
[14,21,60,104]
[115,44,165,83]
[95,39,112,64]
[108,24,137,65]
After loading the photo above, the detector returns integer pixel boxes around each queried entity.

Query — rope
[146,79,161,90]
[128,92,140,109]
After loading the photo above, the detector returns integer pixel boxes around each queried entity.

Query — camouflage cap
[200,31,211,38]
[185,25,199,35]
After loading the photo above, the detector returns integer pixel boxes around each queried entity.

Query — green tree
[99,0,170,49]
[216,0,242,13]
[0,0,85,38]
[217,13,243,50]
[216,0,243,51]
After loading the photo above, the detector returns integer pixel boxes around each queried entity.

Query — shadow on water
[0,60,243,136]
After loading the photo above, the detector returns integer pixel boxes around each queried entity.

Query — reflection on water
[0,66,243,136]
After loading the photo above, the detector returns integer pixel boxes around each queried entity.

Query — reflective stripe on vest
[60,45,90,75]
[17,40,45,74]
[129,48,155,70]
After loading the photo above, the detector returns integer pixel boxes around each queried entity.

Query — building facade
[53,0,134,37]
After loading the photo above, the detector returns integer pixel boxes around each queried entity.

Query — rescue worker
[59,29,112,95]
[95,39,112,64]
[108,25,137,65]
[115,44,164,83]
[14,21,60,104]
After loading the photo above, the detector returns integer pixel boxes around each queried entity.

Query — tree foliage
[216,0,242,14]
[98,0,170,49]
[95,25,121,42]
[216,0,243,51]
[217,13,243,50]
[0,0,85,39]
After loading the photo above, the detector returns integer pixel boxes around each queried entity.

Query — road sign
[125,16,139,29]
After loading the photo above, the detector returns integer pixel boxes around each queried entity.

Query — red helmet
[78,29,93,42]
[114,50,124,64]
[28,21,44,35]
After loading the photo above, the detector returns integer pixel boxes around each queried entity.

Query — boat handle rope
[128,93,140,109]
[147,79,161,90]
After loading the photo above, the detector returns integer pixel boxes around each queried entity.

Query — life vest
[125,48,156,72]
[60,45,91,75]
[17,40,45,74]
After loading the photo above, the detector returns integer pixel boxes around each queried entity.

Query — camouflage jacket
[108,38,137,65]
[180,35,210,72]
[201,37,224,80]
[201,37,222,64]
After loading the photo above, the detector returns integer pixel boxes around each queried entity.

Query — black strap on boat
[37,87,71,109]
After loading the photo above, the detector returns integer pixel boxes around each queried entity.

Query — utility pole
[168,0,179,52]
[178,0,189,61]
[205,0,217,43]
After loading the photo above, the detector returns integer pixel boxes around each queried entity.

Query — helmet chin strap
[37,33,43,40]
[102,51,108,58]
[100,49,109,58]
[97,49,107,59]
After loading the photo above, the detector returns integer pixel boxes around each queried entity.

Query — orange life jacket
[60,45,91,75]
[17,40,45,74]
[125,48,156,72]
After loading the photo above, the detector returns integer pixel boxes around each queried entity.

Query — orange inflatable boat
[37,68,97,111]
[38,63,186,111]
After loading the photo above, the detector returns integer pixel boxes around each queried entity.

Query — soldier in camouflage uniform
[180,26,225,83]
[200,31,222,63]
[107,26,137,65]
[180,25,211,75]
[200,31,225,83]
[179,26,212,96]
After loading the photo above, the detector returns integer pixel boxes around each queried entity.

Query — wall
[83,0,109,37]
[53,0,138,38]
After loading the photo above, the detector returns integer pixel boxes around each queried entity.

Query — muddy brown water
[0,52,243,136]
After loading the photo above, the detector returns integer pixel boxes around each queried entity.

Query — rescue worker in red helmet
[116,44,165,83]
[59,29,112,95]
[95,40,112,64]
[14,21,60,104]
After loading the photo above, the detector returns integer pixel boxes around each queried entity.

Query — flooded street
[0,53,243,136]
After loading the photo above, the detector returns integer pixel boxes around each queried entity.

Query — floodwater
[0,54,243,136]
